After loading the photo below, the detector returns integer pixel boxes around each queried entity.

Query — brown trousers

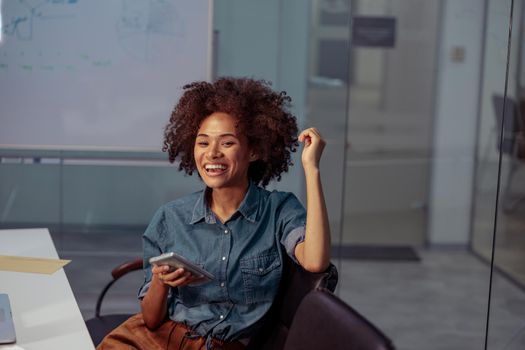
[96,313,246,350]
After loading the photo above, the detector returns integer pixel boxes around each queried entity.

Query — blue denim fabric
[138,182,306,341]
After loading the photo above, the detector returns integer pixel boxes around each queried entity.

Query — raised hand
[298,127,326,171]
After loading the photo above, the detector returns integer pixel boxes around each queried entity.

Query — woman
[98,77,331,349]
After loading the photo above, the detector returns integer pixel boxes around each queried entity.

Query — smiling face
[194,112,256,191]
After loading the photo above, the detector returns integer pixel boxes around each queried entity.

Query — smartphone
[149,252,215,281]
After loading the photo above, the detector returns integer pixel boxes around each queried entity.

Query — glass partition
[339,0,520,349]
[474,0,525,348]
[0,150,61,230]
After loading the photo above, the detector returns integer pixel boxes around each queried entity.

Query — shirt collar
[189,187,214,224]
[237,182,259,223]
[189,182,260,224]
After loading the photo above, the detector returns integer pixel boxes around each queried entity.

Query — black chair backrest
[492,94,521,155]
[247,255,338,350]
[283,288,395,350]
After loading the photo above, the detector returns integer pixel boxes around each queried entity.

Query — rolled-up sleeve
[278,193,306,264]
[137,207,165,299]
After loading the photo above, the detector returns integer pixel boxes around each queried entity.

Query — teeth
[205,164,227,170]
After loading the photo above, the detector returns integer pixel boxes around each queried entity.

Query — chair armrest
[95,257,143,318]
[111,258,143,280]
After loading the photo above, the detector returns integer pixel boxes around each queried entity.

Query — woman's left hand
[298,127,326,171]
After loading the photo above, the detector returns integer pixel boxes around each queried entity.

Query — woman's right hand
[152,264,203,287]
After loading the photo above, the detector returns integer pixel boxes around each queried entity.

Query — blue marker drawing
[116,0,186,62]
[1,0,76,41]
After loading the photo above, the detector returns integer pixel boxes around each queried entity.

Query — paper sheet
[0,255,70,274]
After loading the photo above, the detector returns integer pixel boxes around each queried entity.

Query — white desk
[0,228,94,350]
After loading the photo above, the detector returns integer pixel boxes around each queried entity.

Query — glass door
[342,0,440,247]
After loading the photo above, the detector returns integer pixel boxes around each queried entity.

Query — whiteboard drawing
[1,0,77,41]
[116,0,186,62]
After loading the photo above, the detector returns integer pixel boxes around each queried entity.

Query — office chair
[492,94,525,213]
[85,258,143,346]
[283,288,395,350]
[85,255,338,348]
[246,256,338,350]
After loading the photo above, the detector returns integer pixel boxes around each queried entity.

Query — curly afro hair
[162,77,299,187]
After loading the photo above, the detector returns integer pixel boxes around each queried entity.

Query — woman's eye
[197,141,208,146]
[223,142,235,147]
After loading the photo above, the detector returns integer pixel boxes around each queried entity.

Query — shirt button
[219,315,224,319]
[222,256,226,261]
[224,229,229,234]
[220,282,225,287]
[258,267,264,272]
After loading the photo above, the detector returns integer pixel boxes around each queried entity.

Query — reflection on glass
[338,0,521,349]
[343,0,438,247]
[474,0,525,348]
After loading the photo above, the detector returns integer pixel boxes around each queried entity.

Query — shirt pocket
[177,263,208,307]
[240,252,281,304]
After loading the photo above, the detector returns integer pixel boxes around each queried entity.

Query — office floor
[52,231,525,350]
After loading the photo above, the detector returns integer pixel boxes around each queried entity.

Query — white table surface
[0,228,94,350]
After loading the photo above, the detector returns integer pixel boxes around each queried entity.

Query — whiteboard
[0,0,212,151]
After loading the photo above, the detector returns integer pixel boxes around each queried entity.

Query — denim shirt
[138,182,306,341]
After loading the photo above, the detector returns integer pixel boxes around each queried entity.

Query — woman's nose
[207,143,222,158]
